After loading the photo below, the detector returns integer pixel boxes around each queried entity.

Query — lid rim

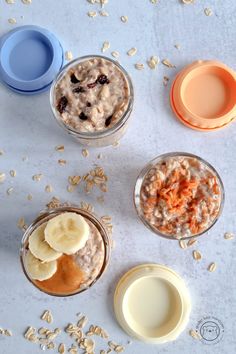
[0,25,64,92]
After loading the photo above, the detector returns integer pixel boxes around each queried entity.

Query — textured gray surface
[0,0,236,353]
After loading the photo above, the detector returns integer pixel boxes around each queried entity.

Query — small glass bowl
[20,206,111,297]
[134,152,225,240]
[50,55,134,147]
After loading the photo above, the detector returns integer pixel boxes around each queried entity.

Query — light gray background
[0,0,236,353]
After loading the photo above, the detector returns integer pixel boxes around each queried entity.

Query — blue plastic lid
[0,25,64,94]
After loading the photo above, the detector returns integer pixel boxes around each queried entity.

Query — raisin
[87,82,97,89]
[73,86,85,93]
[57,96,68,114]
[79,112,88,121]
[70,73,80,84]
[96,74,110,85]
[105,115,113,127]
[86,102,92,107]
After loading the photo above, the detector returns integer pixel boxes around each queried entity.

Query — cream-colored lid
[114,264,191,344]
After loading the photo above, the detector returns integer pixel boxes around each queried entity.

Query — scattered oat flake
[7,187,14,195]
[100,10,109,16]
[77,316,88,329]
[87,0,96,3]
[0,172,6,183]
[45,185,53,193]
[204,8,213,16]
[179,240,187,249]
[193,250,202,261]
[46,196,61,209]
[88,11,97,17]
[121,15,128,23]
[82,149,89,157]
[65,51,73,61]
[22,156,28,161]
[8,18,17,24]
[111,51,120,58]
[163,76,169,86]
[6,0,15,4]
[174,43,181,50]
[162,59,176,68]
[58,159,66,166]
[17,217,27,230]
[41,310,53,324]
[10,170,16,177]
[182,0,194,4]
[101,41,110,53]
[58,343,66,354]
[127,47,137,56]
[208,262,216,272]
[21,0,32,4]
[187,238,197,247]
[32,174,43,182]
[224,232,234,240]
[100,0,108,7]
[3,329,12,336]
[150,0,158,3]
[135,63,145,70]
[97,153,103,159]
[0,149,4,155]
[147,56,160,69]
[24,326,36,339]
[55,145,64,152]
[189,329,201,340]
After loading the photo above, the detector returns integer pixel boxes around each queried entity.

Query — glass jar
[20,206,111,297]
[134,152,225,240]
[50,55,134,147]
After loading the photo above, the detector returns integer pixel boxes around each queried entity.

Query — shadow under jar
[50,55,134,147]
[134,152,224,240]
[20,207,111,297]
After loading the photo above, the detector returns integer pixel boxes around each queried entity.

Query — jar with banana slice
[20,207,111,296]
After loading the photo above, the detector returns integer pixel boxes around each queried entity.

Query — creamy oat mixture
[140,156,222,238]
[55,57,130,132]
[75,219,105,289]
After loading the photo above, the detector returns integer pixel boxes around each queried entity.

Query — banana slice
[29,223,62,262]
[45,212,90,255]
[24,251,57,281]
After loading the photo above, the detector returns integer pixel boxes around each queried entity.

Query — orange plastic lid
[170,60,236,131]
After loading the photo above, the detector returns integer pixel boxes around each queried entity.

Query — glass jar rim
[50,54,134,140]
[134,152,225,241]
[20,206,111,297]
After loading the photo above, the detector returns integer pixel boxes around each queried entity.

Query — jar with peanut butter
[20,206,111,296]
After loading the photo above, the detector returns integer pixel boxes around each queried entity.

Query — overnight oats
[50,55,134,147]
[134,153,224,240]
[20,207,110,296]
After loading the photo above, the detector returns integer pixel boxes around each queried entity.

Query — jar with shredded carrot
[134,153,224,239]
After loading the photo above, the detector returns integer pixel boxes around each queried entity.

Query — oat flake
[100,10,109,16]
[224,232,234,240]
[135,63,145,70]
[8,18,17,24]
[127,47,137,56]
[6,0,15,4]
[162,59,176,68]
[0,172,6,183]
[111,51,120,59]
[55,145,65,152]
[193,250,202,261]
[82,149,89,157]
[120,15,128,23]
[208,262,216,272]
[21,0,32,4]
[189,329,201,340]
[204,8,213,16]
[88,11,97,18]
[65,51,73,61]
[101,41,110,53]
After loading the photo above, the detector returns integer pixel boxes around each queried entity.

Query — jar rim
[20,206,111,297]
[134,152,225,241]
[50,55,134,140]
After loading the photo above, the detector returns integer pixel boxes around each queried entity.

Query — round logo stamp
[196,316,224,345]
